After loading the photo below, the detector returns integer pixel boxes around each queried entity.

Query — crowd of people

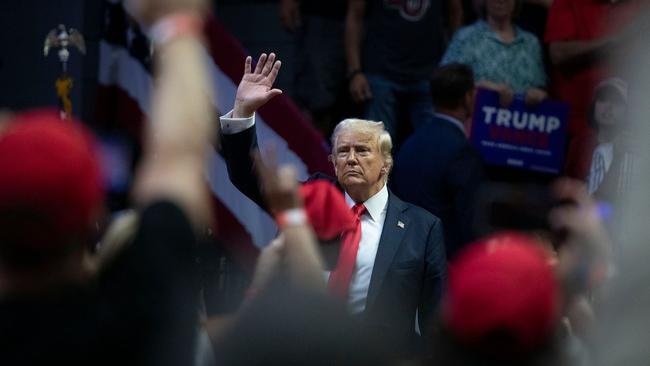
[283,0,644,177]
[1,0,649,364]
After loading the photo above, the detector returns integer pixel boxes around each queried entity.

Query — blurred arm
[134,32,215,228]
[345,0,373,102]
[448,0,463,36]
[255,161,326,291]
[345,0,365,74]
[549,38,612,69]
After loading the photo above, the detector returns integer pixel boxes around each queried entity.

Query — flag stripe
[98,42,151,113]
[95,85,144,141]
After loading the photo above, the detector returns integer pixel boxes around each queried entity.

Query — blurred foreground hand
[126,0,210,26]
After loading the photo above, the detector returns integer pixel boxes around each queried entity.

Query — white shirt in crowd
[588,142,614,194]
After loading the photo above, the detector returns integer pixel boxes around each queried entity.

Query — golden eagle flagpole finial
[44,24,86,119]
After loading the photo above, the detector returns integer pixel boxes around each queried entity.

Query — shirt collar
[434,112,465,134]
[345,184,389,222]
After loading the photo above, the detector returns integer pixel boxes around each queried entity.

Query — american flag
[96,0,333,268]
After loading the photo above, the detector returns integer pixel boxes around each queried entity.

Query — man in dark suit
[219,53,447,356]
[391,64,484,260]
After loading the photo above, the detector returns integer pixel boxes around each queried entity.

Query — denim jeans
[364,74,435,139]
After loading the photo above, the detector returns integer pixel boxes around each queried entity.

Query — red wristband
[275,208,307,228]
[150,13,202,45]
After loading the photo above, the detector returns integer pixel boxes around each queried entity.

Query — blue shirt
[441,20,546,93]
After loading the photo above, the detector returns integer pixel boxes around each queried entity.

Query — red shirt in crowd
[544,0,642,178]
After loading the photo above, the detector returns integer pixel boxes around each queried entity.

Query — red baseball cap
[442,231,561,356]
[0,109,104,251]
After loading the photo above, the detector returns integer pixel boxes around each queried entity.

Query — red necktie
[328,203,366,299]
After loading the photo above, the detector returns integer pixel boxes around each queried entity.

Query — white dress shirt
[345,184,389,314]
[219,110,255,135]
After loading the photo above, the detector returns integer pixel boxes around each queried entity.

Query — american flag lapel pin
[397,220,405,229]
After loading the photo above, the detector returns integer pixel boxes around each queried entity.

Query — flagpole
[44,24,86,120]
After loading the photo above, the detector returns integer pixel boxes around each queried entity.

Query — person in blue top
[441,0,547,107]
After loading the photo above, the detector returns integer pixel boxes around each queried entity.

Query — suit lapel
[365,192,409,310]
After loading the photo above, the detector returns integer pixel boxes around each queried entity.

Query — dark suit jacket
[220,124,447,355]
[390,115,484,260]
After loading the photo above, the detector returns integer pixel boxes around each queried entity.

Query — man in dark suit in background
[391,64,484,260]
[219,53,447,356]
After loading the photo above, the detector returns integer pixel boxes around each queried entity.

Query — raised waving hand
[233,53,283,118]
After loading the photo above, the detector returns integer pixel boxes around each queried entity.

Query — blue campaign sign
[470,88,570,174]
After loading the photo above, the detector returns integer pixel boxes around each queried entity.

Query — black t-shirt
[363,0,446,81]
[0,201,199,365]
[517,4,548,41]
[301,0,347,19]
